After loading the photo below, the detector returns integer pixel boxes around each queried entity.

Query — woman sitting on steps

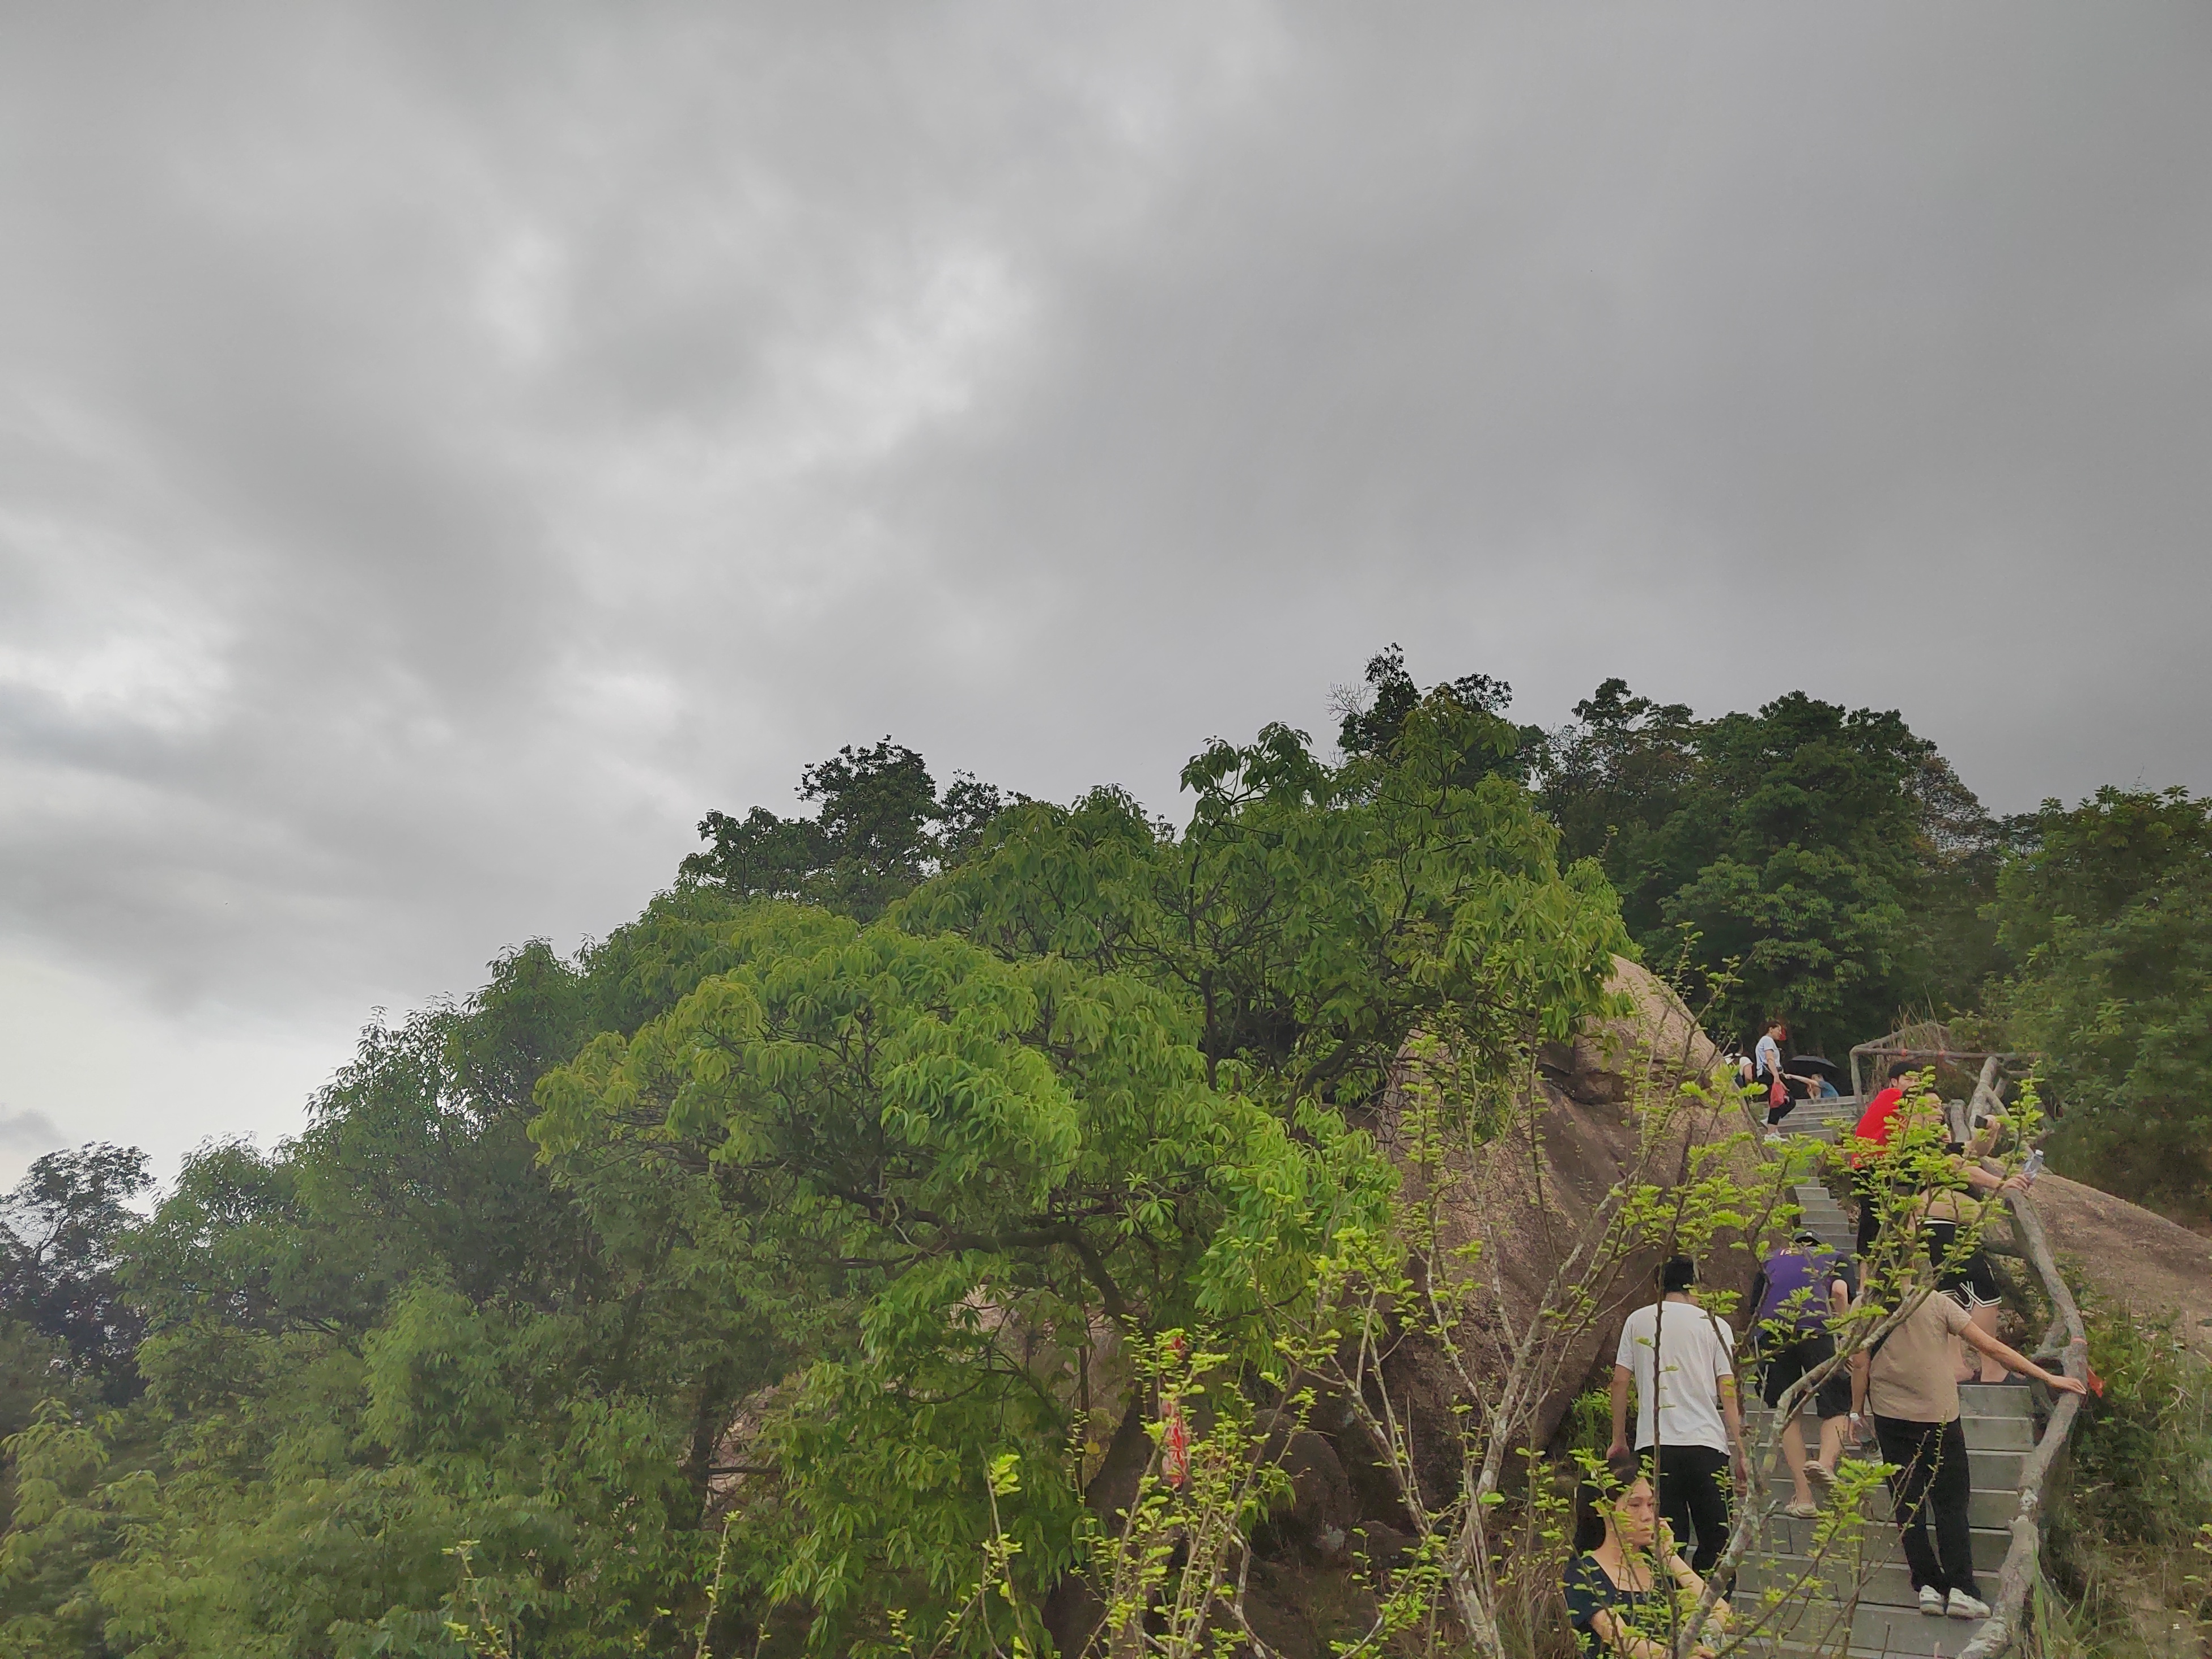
[1563,1453,1731,1659]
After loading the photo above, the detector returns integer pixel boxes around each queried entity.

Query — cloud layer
[3,4,2207,1172]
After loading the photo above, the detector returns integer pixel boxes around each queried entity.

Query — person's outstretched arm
[1960,1324,2089,1394]
[1608,1364,1634,1458]
[1958,1156,2029,1197]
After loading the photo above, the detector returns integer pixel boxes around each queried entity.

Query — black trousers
[1853,1169,1882,1258]
[1874,1416,1980,1598]
[1651,1443,1732,1575]
[1763,1073,1807,1128]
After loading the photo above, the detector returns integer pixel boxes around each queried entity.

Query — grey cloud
[0,1109,63,1155]
[0,1,2206,1103]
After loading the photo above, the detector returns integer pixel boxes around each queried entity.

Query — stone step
[1959,1381,2038,1418]
[1730,1594,1996,1657]
[1742,1410,2036,1452]
[1753,1512,2009,1571]
[1759,1448,2027,1496]
[1750,1482,2024,1529]
[1741,1552,1935,1609]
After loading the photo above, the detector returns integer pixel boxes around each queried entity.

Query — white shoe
[1764,1129,1786,1143]
[1947,1589,1990,1620]
[1919,1586,1945,1616]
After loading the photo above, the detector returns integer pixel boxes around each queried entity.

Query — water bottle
[2023,1148,2044,1182]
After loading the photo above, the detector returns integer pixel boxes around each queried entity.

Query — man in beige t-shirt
[1852,1283,2086,1622]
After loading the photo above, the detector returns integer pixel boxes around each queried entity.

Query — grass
[2035,1301,2212,1658]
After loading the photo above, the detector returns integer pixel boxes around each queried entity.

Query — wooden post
[1952,1188,2090,1659]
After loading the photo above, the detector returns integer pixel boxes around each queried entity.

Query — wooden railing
[1953,1182,2091,1659]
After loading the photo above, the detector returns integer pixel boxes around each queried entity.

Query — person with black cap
[1607,1256,1746,1575]
[1747,1231,1858,1516]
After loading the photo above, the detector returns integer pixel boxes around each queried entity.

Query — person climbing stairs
[1729,1095,2063,1657]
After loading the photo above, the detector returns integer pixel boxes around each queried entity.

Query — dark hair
[1887,1059,1915,1082]
[1766,1015,1788,1032]
[1572,1451,1648,1551]
[1660,1255,1697,1294]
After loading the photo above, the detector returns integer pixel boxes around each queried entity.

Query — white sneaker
[1764,1129,1786,1143]
[1919,1586,1945,1616]
[1947,1590,1991,1620]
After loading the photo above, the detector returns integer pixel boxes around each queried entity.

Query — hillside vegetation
[3,652,2208,1657]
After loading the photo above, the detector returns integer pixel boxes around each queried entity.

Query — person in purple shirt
[1747,1231,1857,1515]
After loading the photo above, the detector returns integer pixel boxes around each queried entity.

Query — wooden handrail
[1953,1186,2090,1659]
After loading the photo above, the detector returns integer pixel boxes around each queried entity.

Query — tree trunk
[1042,1389,1154,1656]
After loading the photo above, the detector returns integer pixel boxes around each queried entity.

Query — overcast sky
[4,4,2209,1185]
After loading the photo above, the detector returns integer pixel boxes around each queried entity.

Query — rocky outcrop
[1377,955,1752,1454]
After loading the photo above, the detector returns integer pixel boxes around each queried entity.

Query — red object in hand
[1770,1081,1786,1107]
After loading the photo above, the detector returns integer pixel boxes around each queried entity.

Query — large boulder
[1338,955,1755,1517]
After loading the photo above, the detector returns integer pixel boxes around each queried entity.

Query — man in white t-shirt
[1607,1256,1747,1573]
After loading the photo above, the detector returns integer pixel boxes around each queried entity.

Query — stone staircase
[1727,1094,2047,1657]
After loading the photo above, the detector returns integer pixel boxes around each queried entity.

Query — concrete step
[1733,1593,1996,1656]
[1741,1552,1929,1609]
[1753,1512,2008,1571]
[1742,1410,2036,1452]
[1959,1381,2037,1418]
[1751,1483,2023,1529]
[1760,1454,2027,1500]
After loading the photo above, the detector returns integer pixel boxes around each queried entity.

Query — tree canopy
[1537,678,2009,1053]
[0,1145,150,1407]
[6,653,2204,1657]
[1,687,1628,1658]
[1993,786,2212,1221]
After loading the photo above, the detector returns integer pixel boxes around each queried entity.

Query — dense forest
[4,652,2208,1657]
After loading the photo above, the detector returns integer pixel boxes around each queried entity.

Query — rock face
[1541,954,1724,1108]
[2029,1171,2212,1357]
[1235,956,1758,1651]
[1321,955,1755,1535]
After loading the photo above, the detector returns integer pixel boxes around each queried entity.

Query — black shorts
[1759,1331,1853,1418]
[1925,1220,2001,1309]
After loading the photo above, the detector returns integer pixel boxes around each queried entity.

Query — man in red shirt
[1849,1062,2028,1260]
[1850,1061,1915,1256]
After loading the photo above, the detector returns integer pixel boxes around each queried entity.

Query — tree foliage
[680,739,1014,920]
[1994,786,2212,1220]
[1537,679,2010,1052]
[1,691,1628,1659]
[1,1145,151,1407]
[16,653,2197,1654]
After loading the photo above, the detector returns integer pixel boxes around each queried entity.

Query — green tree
[1333,642,1542,784]
[1,899,794,1659]
[538,693,1628,1654]
[1,696,1629,1658]
[681,740,1014,921]
[1539,681,2006,1052]
[1,1145,151,1406]
[1994,786,2212,1221]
